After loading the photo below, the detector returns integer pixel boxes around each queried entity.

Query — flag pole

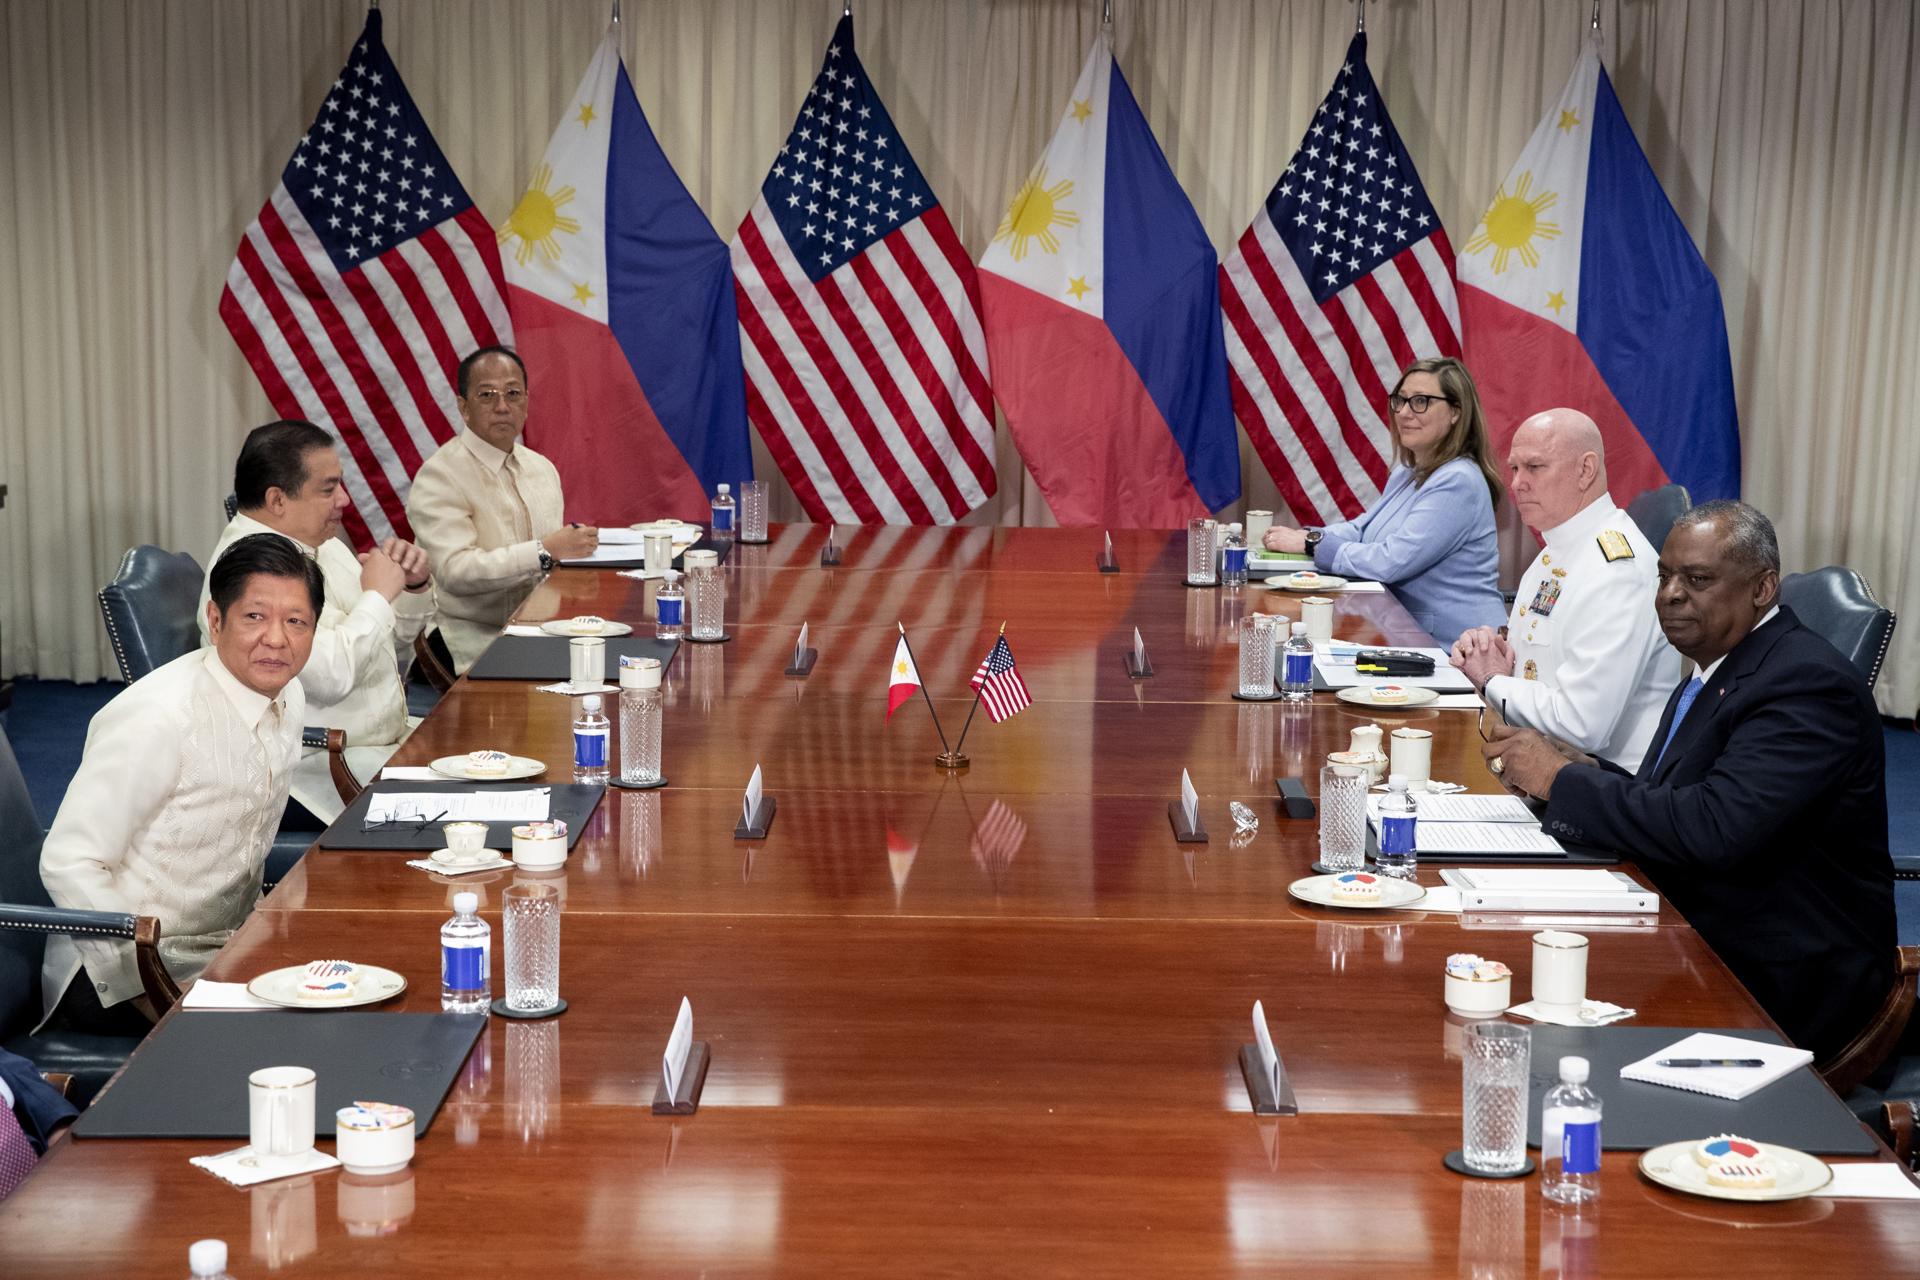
[1102,0,1113,27]
[898,622,960,765]
[1354,0,1365,34]
[949,622,1004,759]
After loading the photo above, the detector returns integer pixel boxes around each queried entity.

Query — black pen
[1655,1058,1767,1068]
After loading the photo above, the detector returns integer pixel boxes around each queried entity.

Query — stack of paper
[1315,647,1475,692]
[1368,793,1566,856]
[1440,867,1659,912]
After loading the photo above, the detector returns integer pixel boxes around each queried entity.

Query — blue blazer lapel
[1647,610,1798,785]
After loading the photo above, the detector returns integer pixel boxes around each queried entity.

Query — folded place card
[1180,770,1198,831]
[1251,1001,1280,1099]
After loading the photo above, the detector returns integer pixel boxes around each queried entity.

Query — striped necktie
[1650,677,1704,774]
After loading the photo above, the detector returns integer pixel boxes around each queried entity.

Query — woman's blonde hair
[1391,357,1502,507]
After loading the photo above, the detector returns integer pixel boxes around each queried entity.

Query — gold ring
[1489,757,1506,776]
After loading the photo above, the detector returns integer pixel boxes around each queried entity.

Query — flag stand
[897,623,965,769]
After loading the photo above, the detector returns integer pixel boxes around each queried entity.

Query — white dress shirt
[198,512,433,817]
[407,429,565,671]
[39,649,303,1016]
[1485,496,1680,772]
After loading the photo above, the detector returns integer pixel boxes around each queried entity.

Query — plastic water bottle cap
[581,694,603,713]
[1291,621,1308,636]
[718,483,731,494]
[1228,522,1242,534]
[453,891,478,915]
[1387,773,1408,791]
[1559,1055,1590,1084]
[190,1239,228,1276]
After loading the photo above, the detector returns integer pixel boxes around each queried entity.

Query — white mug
[568,636,605,687]
[1300,595,1334,644]
[642,532,674,573]
[1531,930,1590,1013]
[248,1065,317,1161]
[1243,509,1274,549]
[1389,728,1433,790]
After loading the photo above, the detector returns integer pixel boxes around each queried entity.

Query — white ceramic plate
[1336,686,1440,709]
[1638,1140,1834,1202]
[429,754,546,781]
[1263,573,1348,592]
[1287,873,1427,910]
[538,619,635,638]
[246,964,408,1010]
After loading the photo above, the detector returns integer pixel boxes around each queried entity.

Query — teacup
[441,822,489,861]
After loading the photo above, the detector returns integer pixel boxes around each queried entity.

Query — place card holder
[1124,627,1153,679]
[1169,768,1206,843]
[1238,1045,1299,1116]
[785,623,817,677]
[1096,532,1120,574]
[819,528,842,567]
[1275,776,1315,818]
[735,796,776,840]
[651,1042,711,1115]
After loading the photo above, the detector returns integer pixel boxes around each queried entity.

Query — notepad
[1368,794,1537,823]
[1409,823,1566,855]
[1619,1032,1813,1101]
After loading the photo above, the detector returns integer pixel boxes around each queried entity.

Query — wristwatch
[536,542,555,573]
[1303,528,1323,550]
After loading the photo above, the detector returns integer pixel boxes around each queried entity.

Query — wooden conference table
[0,526,1911,1275]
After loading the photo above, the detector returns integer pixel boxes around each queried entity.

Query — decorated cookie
[299,959,361,1001]
[1332,872,1383,903]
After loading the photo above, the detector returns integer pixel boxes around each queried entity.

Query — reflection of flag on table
[968,636,1031,723]
[220,10,512,548]
[970,799,1028,879]
[501,26,752,525]
[978,26,1238,528]
[886,634,922,720]
[1458,34,1739,505]
[1221,32,1461,526]
[731,14,996,525]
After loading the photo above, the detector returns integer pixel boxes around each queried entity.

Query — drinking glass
[1186,517,1217,586]
[502,882,561,1012]
[689,565,726,640]
[1238,614,1277,696]
[739,479,770,543]
[1317,764,1369,870]
[1462,1021,1532,1174]
[619,685,663,785]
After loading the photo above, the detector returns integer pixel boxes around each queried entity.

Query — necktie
[1650,676,1704,773]
[0,1103,36,1199]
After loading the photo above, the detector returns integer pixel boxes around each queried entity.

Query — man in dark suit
[1483,500,1893,1060]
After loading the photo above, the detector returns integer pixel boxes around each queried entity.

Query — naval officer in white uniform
[1451,408,1679,772]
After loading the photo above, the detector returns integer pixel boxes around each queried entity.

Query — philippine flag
[979,27,1239,528]
[500,28,754,525]
[1458,35,1739,508]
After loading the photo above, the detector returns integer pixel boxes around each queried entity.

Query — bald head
[1507,408,1608,530]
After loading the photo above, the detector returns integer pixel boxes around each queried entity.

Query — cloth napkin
[616,569,666,582]
[1817,1164,1920,1199]
[503,624,546,637]
[535,681,617,696]
[404,854,513,877]
[1504,998,1636,1026]
[379,766,441,781]
[181,981,279,1011]
[191,1145,340,1187]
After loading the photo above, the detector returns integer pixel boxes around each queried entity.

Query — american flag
[730,14,996,526]
[968,635,1031,724]
[1219,33,1461,527]
[220,11,512,548]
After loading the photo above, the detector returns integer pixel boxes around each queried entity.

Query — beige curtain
[4,0,1917,712]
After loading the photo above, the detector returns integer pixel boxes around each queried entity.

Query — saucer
[430,847,505,868]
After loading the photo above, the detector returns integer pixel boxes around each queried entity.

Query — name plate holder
[820,527,842,567]
[652,997,711,1116]
[734,764,776,839]
[1239,1001,1299,1116]
[1096,531,1120,574]
[785,623,817,677]
[1124,627,1153,679]
[1168,768,1207,843]
[1275,776,1315,819]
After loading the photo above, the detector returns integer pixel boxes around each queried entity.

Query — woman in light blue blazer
[1262,357,1505,648]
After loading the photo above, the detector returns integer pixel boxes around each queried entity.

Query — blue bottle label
[712,506,734,531]
[657,597,683,626]
[442,942,484,991]
[1379,813,1417,855]
[1224,546,1247,573]
[574,729,608,769]
[1561,1119,1601,1174]
[1284,652,1313,684]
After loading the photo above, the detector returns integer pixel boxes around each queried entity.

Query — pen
[1654,1058,1767,1068]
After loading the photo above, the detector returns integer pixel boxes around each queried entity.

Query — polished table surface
[1,526,1911,1275]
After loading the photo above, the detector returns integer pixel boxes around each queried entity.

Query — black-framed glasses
[1389,393,1455,415]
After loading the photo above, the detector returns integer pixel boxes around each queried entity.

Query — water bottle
[710,483,735,538]
[655,570,685,640]
[1221,522,1247,588]
[188,1240,233,1280]
[1542,1055,1602,1204]
[573,694,610,782]
[1280,621,1314,701]
[440,891,490,1013]
[1377,772,1418,879]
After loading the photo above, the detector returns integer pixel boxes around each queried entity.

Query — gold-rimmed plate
[246,964,407,1010]
[1638,1140,1833,1202]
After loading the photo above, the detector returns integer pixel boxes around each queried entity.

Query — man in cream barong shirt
[40,534,322,1034]
[407,347,597,671]
[199,420,436,819]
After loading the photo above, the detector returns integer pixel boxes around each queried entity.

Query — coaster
[1182,579,1218,589]
[491,998,567,1020]
[1443,1150,1534,1179]
[608,776,669,791]
[1311,861,1374,876]
[684,633,734,644]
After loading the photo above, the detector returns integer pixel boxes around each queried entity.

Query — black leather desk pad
[73,1011,484,1139]
[317,780,605,850]
[557,534,732,571]
[466,634,679,681]
[1521,1025,1876,1154]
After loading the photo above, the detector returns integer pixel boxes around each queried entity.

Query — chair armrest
[413,628,456,692]
[40,1072,75,1100]
[0,906,179,1017]
[299,726,361,805]
[1819,946,1920,1095]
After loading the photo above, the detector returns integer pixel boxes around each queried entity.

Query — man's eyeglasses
[470,388,527,406]
[1388,393,1454,415]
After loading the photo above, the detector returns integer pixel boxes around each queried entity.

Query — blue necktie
[1650,677,1704,773]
